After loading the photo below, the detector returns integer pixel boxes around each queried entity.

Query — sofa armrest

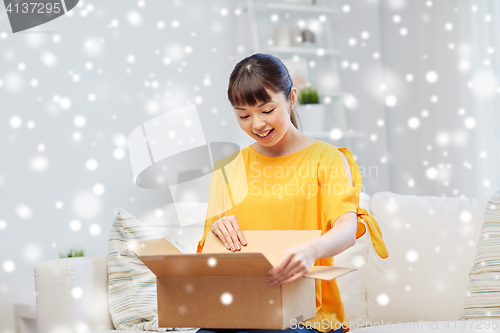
[35,255,115,333]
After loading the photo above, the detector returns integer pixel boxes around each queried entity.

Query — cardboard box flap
[304,266,357,281]
[202,230,321,265]
[127,238,183,256]
[128,251,273,277]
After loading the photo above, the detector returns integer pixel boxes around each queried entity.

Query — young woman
[196,53,388,333]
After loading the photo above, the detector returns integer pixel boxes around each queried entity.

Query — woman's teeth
[256,129,272,137]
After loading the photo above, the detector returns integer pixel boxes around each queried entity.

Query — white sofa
[35,191,500,333]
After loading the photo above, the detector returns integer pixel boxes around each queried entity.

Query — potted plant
[295,87,325,132]
[59,248,85,258]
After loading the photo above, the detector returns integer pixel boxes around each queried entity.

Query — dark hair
[227,53,301,131]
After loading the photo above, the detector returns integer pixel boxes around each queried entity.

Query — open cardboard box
[127,230,357,329]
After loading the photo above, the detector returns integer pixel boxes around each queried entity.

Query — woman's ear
[289,87,298,110]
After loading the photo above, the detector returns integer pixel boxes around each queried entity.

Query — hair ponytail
[290,103,301,131]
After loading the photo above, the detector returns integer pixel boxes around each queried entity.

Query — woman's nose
[253,118,266,130]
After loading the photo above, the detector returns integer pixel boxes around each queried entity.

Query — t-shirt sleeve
[319,148,359,232]
[196,159,232,253]
[320,146,389,259]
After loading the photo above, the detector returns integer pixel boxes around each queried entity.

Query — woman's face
[233,89,295,147]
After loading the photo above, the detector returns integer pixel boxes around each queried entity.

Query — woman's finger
[277,257,302,281]
[268,260,300,286]
[211,224,230,250]
[268,251,293,280]
[278,267,308,285]
[218,217,237,251]
[229,215,247,246]
[222,216,241,251]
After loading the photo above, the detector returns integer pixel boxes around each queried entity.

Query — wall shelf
[264,46,342,56]
[253,2,340,14]
[322,91,345,98]
[244,0,366,146]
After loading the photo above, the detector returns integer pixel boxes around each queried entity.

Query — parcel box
[127,230,357,329]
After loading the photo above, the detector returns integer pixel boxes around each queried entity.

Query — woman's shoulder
[310,141,357,170]
[310,139,347,156]
[213,147,246,171]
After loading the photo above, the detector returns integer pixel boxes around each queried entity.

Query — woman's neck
[252,124,315,157]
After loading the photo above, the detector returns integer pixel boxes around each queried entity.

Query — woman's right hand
[211,215,247,252]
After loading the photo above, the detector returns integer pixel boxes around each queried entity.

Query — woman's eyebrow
[235,100,274,110]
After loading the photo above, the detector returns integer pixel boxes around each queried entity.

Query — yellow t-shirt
[196,140,388,333]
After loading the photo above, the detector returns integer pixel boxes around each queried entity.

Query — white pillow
[107,208,192,331]
[462,190,500,319]
[367,192,489,324]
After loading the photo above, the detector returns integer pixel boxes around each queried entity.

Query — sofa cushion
[462,190,500,319]
[35,256,116,332]
[366,192,489,324]
[335,192,371,327]
[107,208,192,331]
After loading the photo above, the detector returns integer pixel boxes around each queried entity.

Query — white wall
[327,0,391,193]
[376,0,499,198]
[0,1,246,331]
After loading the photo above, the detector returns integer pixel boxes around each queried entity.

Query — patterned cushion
[107,208,194,331]
[462,191,500,319]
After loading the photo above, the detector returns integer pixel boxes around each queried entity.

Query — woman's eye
[239,109,275,119]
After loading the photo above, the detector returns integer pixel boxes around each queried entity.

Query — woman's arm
[308,150,357,258]
[307,211,357,260]
[267,211,357,286]
[307,150,357,258]
[267,149,358,285]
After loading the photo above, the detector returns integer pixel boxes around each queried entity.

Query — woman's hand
[211,215,247,252]
[267,241,318,286]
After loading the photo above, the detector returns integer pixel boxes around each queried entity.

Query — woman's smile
[253,128,274,140]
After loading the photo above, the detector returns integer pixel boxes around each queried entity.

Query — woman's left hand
[267,241,318,286]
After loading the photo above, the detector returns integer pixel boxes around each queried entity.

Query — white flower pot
[274,26,293,47]
[295,104,325,132]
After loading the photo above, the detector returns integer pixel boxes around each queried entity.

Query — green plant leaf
[59,247,85,258]
[298,87,320,104]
